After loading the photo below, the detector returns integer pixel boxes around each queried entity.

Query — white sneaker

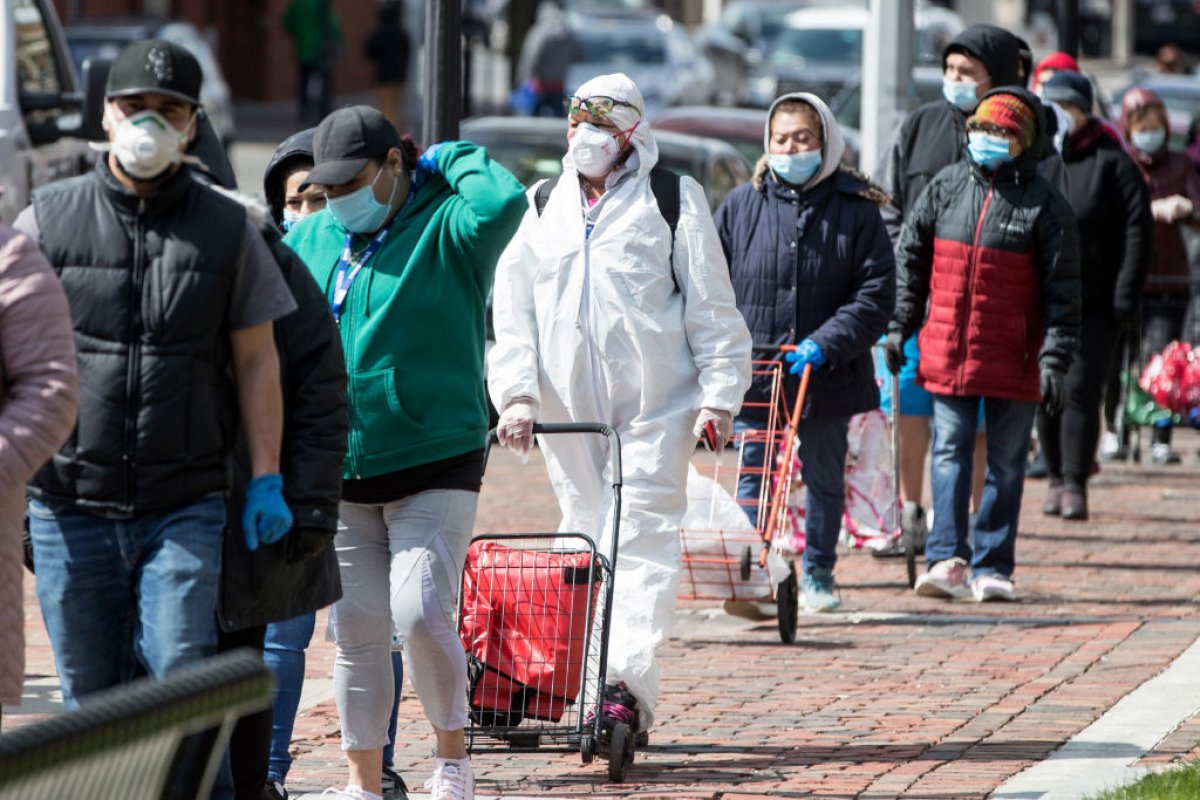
[972,574,1017,602]
[1099,431,1120,458]
[424,758,474,800]
[914,557,970,598]
[319,787,380,800]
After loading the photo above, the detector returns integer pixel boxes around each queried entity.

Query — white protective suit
[487,73,753,728]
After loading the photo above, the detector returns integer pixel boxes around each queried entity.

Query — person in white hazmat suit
[486,72,753,738]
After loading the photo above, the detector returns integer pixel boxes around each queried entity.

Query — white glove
[497,397,537,455]
[693,408,733,451]
[1151,195,1194,223]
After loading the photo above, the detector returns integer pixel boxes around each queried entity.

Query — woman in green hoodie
[285,106,526,800]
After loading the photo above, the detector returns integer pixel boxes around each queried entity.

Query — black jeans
[217,624,270,800]
[1038,306,1121,488]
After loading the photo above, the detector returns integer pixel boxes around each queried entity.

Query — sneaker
[1151,443,1182,465]
[914,558,969,598]
[262,781,288,800]
[801,567,841,612]
[318,787,379,800]
[424,758,474,800]
[901,503,928,553]
[381,767,409,800]
[971,573,1017,602]
[1099,431,1121,460]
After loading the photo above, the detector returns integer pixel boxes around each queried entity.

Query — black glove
[883,331,907,375]
[1040,367,1067,416]
[285,526,336,564]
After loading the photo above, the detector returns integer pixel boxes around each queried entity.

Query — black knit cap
[105,39,202,105]
[301,105,401,189]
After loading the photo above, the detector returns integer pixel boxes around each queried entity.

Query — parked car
[698,0,809,105]
[651,104,861,168]
[1111,74,1200,147]
[462,115,751,210]
[561,7,717,114]
[743,2,963,107]
[64,18,235,148]
[1,0,97,224]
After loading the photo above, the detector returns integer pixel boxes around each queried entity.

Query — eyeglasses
[564,95,639,119]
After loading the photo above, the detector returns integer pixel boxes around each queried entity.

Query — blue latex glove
[242,474,293,551]
[417,142,443,176]
[785,339,826,374]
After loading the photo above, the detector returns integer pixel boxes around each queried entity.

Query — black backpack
[534,166,683,290]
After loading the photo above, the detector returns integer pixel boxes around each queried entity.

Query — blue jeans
[264,614,404,782]
[735,414,850,573]
[29,493,225,708]
[928,395,1037,578]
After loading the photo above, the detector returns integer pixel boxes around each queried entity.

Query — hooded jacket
[715,92,895,420]
[891,87,1081,403]
[263,127,316,228]
[1120,88,1200,295]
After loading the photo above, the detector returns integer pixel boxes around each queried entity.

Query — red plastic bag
[1140,340,1194,415]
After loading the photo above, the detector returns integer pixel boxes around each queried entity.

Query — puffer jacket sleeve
[672,176,753,413]
[891,174,942,339]
[487,191,542,411]
[876,124,908,243]
[0,227,78,491]
[807,200,895,369]
[265,226,347,529]
[1112,152,1154,315]
[1034,190,1082,373]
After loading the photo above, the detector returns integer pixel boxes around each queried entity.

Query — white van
[0,0,96,223]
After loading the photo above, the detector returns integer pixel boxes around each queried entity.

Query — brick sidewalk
[8,431,1200,799]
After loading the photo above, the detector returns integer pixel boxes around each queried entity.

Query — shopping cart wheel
[776,562,799,644]
[607,722,631,782]
[581,732,596,764]
[739,545,752,581]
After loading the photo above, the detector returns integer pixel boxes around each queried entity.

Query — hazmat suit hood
[564,72,659,178]
[942,24,1023,93]
[754,92,845,192]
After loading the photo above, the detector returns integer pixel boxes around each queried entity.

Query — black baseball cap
[105,39,202,105]
[302,106,401,189]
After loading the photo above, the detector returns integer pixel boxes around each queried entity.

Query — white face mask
[105,107,192,181]
[568,122,623,179]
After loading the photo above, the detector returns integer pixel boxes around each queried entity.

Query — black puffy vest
[32,162,245,516]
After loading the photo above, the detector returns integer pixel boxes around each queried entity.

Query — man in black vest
[13,40,297,712]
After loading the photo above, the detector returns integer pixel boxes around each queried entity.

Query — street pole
[1112,0,1134,66]
[423,0,463,145]
[1056,0,1080,58]
[860,0,913,177]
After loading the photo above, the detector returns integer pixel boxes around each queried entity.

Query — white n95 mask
[106,108,192,180]
[569,122,622,179]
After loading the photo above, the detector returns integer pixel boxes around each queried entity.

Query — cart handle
[532,423,622,489]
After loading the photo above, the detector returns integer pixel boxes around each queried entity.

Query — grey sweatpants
[331,489,477,749]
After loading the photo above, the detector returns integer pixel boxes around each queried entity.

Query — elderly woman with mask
[488,72,752,751]
[714,92,895,613]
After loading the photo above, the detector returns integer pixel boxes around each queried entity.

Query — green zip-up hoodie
[285,141,526,480]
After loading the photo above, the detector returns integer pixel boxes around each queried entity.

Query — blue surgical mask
[1130,128,1166,154]
[281,209,303,232]
[769,150,822,186]
[967,132,1014,170]
[327,165,398,234]
[943,79,981,113]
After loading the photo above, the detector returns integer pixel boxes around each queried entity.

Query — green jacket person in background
[284,106,525,800]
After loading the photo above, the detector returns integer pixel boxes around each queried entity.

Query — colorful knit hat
[968,93,1038,151]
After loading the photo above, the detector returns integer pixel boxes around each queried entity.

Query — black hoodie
[876,24,1028,242]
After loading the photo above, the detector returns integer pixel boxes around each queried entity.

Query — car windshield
[769,26,862,67]
[578,29,666,65]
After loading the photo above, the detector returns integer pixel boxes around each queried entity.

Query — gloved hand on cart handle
[883,332,907,375]
[693,408,733,451]
[785,339,826,374]
[497,397,538,455]
[1040,367,1067,417]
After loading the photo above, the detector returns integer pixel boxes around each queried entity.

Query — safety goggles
[564,95,639,119]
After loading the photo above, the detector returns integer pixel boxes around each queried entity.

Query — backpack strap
[534,174,560,217]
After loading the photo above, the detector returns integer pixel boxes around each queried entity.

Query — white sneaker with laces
[972,573,1017,602]
[318,787,380,800]
[914,557,970,598]
[424,758,474,800]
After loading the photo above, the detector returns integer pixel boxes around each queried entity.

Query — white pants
[331,489,477,749]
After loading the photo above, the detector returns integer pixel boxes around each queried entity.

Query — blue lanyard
[330,226,390,324]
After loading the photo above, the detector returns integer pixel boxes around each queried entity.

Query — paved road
[10,435,1200,798]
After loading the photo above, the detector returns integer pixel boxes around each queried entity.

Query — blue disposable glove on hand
[242,474,294,551]
[785,339,826,374]
[417,142,443,176]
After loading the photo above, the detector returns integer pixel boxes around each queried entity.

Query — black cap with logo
[105,39,203,105]
[301,105,401,189]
